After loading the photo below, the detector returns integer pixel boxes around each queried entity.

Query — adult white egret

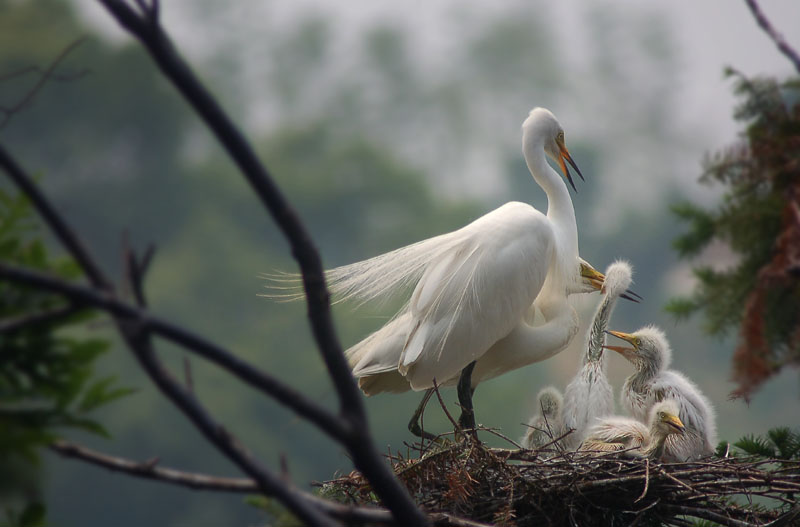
[350,258,628,395]
[310,108,585,431]
[560,261,633,450]
[604,327,718,461]
[578,400,686,460]
[347,258,636,439]
[522,386,564,450]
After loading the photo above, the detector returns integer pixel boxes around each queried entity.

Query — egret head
[537,386,563,417]
[603,325,672,373]
[522,107,583,191]
[602,260,633,298]
[649,400,685,437]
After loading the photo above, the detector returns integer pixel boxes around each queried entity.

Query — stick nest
[320,437,800,527]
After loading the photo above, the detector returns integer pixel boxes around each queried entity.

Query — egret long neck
[586,292,620,363]
[643,426,670,459]
[522,138,579,260]
[496,299,579,368]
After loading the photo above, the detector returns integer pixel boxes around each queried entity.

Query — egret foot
[408,389,438,441]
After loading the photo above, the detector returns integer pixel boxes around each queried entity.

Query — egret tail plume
[263,230,468,306]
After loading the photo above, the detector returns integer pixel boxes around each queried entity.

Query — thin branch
[0,66,89,83]
[0,262,349,444]
[0,152,337,525]
[94,2,426,524]
[0,304,83,334]
[125,331,338,527]
[431,379,461,433]
[0,38,88,129]
[744,0,800,75]
[659,504,757,527]
[50,439,401,525]
[0,144,110,289]
[49,439,259,492]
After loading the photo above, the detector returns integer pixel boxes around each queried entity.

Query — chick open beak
[558,143,584,193]
[602,330,638,355]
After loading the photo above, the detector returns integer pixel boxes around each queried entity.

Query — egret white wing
[398,202,555,389]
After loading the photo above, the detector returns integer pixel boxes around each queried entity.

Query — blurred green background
[1,0,799,525]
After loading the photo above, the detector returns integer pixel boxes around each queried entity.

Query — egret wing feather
[398,202,555,389]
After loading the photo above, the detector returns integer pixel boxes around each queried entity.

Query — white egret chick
[560,260,633,450]
[522,386,565,449]
[317,108,585,431]
[579,400,686,460]
[605,327,718,461]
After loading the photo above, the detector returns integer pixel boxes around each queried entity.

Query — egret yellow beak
[580,261,606,292]
[557,141,583,193]
[665,414,686,435]
[580,261,643,302]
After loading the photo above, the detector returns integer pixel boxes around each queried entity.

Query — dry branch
[94,1,426,524]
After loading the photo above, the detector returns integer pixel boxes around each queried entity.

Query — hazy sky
[79,0,800,225]
[81,0,800,149]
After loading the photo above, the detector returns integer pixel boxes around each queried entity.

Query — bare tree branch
[0,66,88,83]
[94,2,427,524]
[0,261,349,444]
[0,153,335,525]
[0,38,89,129]
[744,0,800,75]
[0,144,110,289]
[49,439,259,492]
[50,439,494,527]
[0,304,83,334]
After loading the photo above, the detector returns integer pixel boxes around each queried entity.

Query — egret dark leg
[457,360,478,437]
[408,389,437,441]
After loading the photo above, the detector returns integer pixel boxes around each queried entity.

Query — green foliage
[1,502,46,527]
[0,186,131,513]
[669,72,800,395]
[734,427,800,460]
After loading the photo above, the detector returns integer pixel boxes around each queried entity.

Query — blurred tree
[669,72,800,398]
[0,0,191,272]
[0,186,127,525]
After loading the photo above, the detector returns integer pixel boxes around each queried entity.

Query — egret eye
[634,337,642,347]
[557,131,565,142]
[659,412,665,419]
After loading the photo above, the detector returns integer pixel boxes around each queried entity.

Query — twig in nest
[432,379,462,433]
[635,458,650,503]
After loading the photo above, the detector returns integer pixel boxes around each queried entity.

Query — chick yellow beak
[602,330,638,355]
[666,414,686,435]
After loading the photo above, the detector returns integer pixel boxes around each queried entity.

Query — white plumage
[522,386,564,449]
[350,258,611,395]
[579,399,686,460]
[560,261,633,449]
[605,326,718,461]
[317,108,585,402]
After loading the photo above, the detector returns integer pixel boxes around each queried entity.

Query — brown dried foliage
[730,87,800,398]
